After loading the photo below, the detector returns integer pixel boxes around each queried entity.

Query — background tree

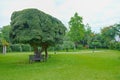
[83,24,93,48]
[114,23,120,41]
[68,12,85,49]
[62,32,74,51]
[10,8,66,59]
[0,25,11,54]
[1,25,11,42]
[90,33,102,48]
[101,25,119,48]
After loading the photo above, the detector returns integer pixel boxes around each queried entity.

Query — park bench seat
[29,54,44,63]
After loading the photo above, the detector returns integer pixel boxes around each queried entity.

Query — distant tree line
[56,12,120,51]
[0,11,120,54]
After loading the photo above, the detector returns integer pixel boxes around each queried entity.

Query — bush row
[0,44,32,52]
[0,42,120,53]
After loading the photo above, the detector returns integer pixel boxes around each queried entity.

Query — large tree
[100,24,120,48]
[68,12,85,49]
[10,8,66,59]
[101,25,117,42]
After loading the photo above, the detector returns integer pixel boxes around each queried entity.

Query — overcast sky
[0,0,120,32]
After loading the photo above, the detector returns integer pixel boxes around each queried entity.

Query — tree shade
[10,8,66,59]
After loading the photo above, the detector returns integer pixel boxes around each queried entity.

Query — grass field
[0,50,120,80]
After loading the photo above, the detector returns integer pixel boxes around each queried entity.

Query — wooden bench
[29,54,45,63]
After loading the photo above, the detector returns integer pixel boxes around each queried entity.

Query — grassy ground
[0,50,120,80]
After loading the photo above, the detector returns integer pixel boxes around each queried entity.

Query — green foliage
[83,24,93,47]
[116,42,120,50]
[0,50,120,80]
[0,39,9,46]
[1,25,11,42]
[10,8,66,49]
[0,46,2,53]
[100,24,120,49]
[77,44,84,49]
[10,44,32,52]
[101,26,115,40]
[114,23,120,36]
[21,44,32,52]
[108,41,120,50]
[0,25,11,54]
[61,33,74,51]
[10,44,22,52]
[0,25,11,46]
[91,40,101,48]
[68,12,85,43]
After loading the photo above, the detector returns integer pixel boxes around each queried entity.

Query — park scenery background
[0,10,120,54]
[0,0,120,80]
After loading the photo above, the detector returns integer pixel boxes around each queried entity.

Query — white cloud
[0,0,120,33]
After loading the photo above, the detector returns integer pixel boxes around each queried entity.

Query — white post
[3,46,6,54]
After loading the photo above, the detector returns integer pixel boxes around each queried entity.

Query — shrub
[21,44,32,52]
[10,44,32,52]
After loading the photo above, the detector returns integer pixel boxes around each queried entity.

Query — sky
[0,0,120,33]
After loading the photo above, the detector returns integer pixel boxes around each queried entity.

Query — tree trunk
[33,44,48,61]
[45,47,48,59]
[39,47,44,56]
[3,45,6,54]
[33,46,39,56]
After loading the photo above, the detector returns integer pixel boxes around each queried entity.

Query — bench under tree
[29,54,45,63]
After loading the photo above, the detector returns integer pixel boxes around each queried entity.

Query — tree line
[64,12,120,51]
[0,9,120,55]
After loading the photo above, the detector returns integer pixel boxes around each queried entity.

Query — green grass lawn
[0,50,120,80]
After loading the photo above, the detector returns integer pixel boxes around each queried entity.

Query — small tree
[1,39,9,54]
[0,25,10,54]
[10,8,66,59]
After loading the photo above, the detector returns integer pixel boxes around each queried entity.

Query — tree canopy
[68,12,85,49]
[10,8,66,58]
